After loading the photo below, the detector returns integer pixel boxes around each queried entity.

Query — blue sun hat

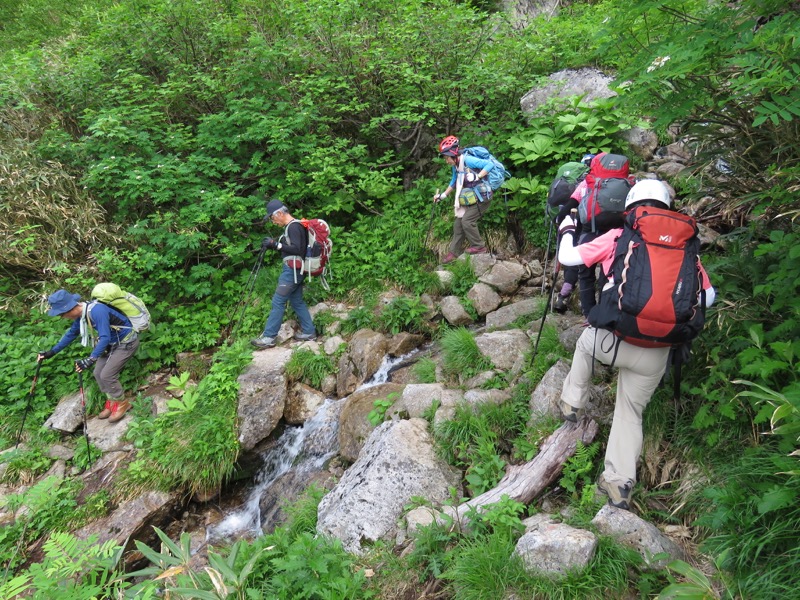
[46,289,81,316]
[266,198,287,218]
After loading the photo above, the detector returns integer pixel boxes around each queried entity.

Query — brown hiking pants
[93,336,140,399]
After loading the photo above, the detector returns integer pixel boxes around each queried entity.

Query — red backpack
[588,205,706,347]
[578,152,633,232]
[299,218,332,287]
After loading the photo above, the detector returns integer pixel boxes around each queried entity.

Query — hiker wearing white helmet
[556,179,716,511]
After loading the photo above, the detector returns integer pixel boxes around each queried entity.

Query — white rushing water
[208,351,413,541]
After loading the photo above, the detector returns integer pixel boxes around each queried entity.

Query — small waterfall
[208,398,340,541]
[207,351,416,542]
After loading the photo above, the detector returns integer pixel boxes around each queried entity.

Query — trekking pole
[229,246,267,341]
[541,214,554,295]
[423,189,439,252]
[15,359,42,447]
[78,370,91,461]
[532,210,570,360]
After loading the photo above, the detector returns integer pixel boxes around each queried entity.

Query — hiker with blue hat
[251,198,317,349]
[38,288,139,423]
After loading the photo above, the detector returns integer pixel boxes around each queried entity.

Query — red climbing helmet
[438,135,460,157]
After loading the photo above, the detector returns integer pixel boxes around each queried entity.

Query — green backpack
[91,283,151,332]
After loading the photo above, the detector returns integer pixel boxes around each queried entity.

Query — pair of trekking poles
[16,359,92,460]
[531,207,575,361]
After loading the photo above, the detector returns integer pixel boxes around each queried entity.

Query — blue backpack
[463,146,511,190]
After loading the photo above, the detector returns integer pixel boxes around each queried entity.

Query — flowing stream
[207,352,412,542]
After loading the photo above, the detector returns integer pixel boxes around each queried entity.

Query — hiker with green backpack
[433,136,510,264]
[547,154,593,313]
[38,286,148,423]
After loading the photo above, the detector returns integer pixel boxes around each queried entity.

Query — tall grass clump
[440,326,492,380]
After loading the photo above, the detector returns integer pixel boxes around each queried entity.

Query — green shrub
[379,295,430,335]
[285,348,335,390]
[339,306,379,336]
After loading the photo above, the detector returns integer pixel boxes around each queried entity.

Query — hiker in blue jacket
[251,198,317,349]
[38,289,139,423]
[433,136,495,264]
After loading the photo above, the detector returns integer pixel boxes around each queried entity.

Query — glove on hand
[558,214,577,235]
[465,171,479,183]
[38,350,55,361]
[261,237,277,250]
[75,356,97,372]
[433,193,445,203]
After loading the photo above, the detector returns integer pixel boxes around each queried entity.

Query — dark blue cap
[46,289,81,316]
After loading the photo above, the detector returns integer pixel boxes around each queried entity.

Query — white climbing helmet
[625,179,672,209]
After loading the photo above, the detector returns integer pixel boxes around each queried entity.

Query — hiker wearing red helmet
[433,135,495,264]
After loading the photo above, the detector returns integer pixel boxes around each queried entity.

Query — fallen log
[446,417,599,523]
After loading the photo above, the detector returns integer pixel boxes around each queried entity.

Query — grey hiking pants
[93,336,139,399]
[560,327,670,486]
[449,198,491,254]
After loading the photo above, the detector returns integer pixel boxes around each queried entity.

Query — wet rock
[336,329,388,398]
[237,347,293,451]
[285,383,326,425]
[338,382,405,463]
[387,332,425,357]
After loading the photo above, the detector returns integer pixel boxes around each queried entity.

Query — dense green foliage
[1,0,800,597]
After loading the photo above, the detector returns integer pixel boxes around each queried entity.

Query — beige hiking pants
[561,327,670,486]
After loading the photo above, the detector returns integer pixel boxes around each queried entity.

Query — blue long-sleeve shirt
[50,302,134,359]
[448,155,495,188]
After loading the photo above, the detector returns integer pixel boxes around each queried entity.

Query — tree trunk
[449,418,599,522]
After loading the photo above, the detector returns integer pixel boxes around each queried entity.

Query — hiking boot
[294,331,317,341]
[597,474,633,510]
[441,252,458,265]
[251,336,276,349]
[553,294,569,314]
[108,400,131,423]
[97,400,115,420]
[559,400,581,423]
[465,246,487,255]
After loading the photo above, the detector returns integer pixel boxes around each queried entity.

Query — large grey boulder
[336,329,388,397]
[75,490,180,568]
[440,296,474,326]
[591,504,686,569]
[513,516,597,576]
[317,418,461,555]
[43,392,85,433]
[520,68,616,117]
[528,359,571,422]
[474,329,530,372]
[467,283,502,317]
[485,298,541,329]
[237,348,293,451]
[285,383,326,425]
[386,332,425,357]
[338,382,405,463]
[479,261,527,295]
[86,414,134,452]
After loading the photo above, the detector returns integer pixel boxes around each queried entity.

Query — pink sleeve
[570,180,587,201]
[576,230,618,272]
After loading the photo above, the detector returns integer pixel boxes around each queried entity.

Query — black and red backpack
[578,152,634,232]
[588,205,706,348]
